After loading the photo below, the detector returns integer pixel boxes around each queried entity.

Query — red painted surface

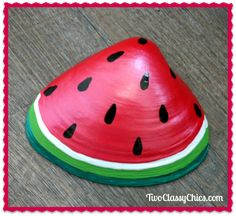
[39,37,204,163]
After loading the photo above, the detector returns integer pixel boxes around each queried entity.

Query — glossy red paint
[38,37,204,163]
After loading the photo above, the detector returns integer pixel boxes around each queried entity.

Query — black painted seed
[107,51,124,62]
[78,77,92,91]
[43,85,57,96]
[104,104,116,124]
[138,38,147,45]
[63,123,77,139]
[194,103,202,118]
[133,137,143,155]
[170,68,176,79]
[140,72,149,90]
[159,105,168,123]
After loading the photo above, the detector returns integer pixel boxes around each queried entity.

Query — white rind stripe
[34,94,208,170]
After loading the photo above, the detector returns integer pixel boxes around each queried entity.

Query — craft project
[26,37,209,186]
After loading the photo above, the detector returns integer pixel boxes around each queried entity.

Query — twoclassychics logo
[146,193,223,204]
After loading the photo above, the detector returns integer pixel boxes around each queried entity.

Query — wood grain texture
[8,7,228,207]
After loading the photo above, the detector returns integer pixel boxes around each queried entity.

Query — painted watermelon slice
[26,37,209,186]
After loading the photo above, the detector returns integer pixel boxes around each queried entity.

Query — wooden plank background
[8,7,228,207]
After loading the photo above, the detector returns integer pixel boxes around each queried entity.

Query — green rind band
[26,115,209,186]
[26,104,209,179]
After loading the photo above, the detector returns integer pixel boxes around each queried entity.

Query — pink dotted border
[3,2,233,212]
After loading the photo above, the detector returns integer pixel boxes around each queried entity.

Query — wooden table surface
[8,7,228,207]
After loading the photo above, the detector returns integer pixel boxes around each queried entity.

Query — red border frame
[3,2,233,212]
